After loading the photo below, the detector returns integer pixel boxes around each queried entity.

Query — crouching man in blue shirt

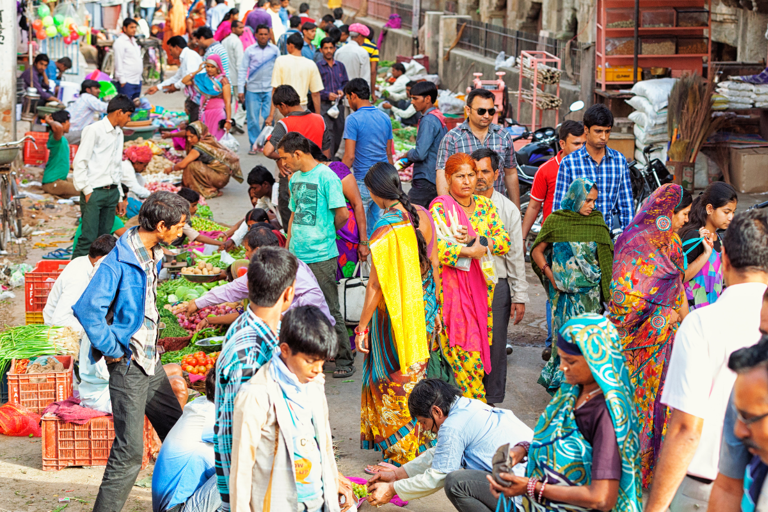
[366,379,533,509]
[73,191,191,512]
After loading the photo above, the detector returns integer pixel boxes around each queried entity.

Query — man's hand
[366,482,395,507]
[265,115,273,126]
[146,85,159,95]
[337,476,355,512]
[117,200,127,216]
[186,300,199,316]
[238,93,245,103]
[84,193,92,203]
[512,303,525,325]
[164,84,178,93]
[367,471,397,484]
[329,92,339,101]
[219,239,236,252]
[382,101,392,109]
[120,82,126,88]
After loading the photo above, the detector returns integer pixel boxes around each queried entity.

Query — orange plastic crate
[42,415,152,471]
[69,144,78,163]
[7,355,73,414]
[25,260,70,314]
[22,132,78,166]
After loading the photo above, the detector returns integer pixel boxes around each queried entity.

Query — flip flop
[42,245,73,260]
[333,365,355,379]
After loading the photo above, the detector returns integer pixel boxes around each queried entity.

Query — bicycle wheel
[0,177,9,251]
[10,174,22,238]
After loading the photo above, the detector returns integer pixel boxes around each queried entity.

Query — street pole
[0,0,18,142]
[412,0,421,55]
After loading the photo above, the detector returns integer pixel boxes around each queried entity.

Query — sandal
[42,245,73,260]
[333,365,356,379]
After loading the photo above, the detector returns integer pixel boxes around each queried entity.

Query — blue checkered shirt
[436,121,516,197]
[125,227,162,375]
[214,308,279,512]
[553,145,634,231]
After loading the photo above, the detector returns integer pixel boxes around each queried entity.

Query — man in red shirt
[520,120,585,361]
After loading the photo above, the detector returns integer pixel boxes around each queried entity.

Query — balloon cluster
[32,4,87,43]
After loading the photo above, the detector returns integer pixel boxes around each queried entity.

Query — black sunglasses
[470,107,496,117]
[738,410,768,427]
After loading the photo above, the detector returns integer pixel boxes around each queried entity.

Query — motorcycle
[628,144,674,213]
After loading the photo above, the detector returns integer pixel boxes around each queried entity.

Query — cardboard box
[729,147,768,194]
[608,133,635,161]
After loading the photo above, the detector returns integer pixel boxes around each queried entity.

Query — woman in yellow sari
[430,153,510,401]
[356,163,440,466]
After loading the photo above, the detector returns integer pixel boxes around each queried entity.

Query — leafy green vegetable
[197,205,214,219]
[160,345,198,364]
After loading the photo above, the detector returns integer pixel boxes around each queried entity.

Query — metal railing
[456,19,585,83]
[366,0,415,29]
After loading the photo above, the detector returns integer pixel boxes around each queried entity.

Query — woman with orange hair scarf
[429,153,510,401]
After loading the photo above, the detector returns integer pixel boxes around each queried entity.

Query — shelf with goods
[516,51,562,131]
[596,0,712,90]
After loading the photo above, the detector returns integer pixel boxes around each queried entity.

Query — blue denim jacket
[73,232,148,365]
[406,107,447,183]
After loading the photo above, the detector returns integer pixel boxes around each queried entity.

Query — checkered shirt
[552,145,634,231]
[435,121,517,196]
[125,227,163,375]
[214,308,279,512]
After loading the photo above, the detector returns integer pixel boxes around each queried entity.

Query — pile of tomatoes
[182,351,220,376]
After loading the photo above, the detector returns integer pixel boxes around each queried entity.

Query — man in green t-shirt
[277,131,355,376]
[42,111,78,198]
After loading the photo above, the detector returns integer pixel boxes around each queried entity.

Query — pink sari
[432,195,492,373]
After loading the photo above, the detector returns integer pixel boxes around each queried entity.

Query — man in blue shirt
[342,78,393,235]
[553,103,634,231]
[237,24,279,153]
[300,22,318,60]
[399,81,447,208]
[46,57,72,89]
[277,15,302,55]
[152,371,220,512]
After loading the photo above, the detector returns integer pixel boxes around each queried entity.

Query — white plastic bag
[437,90,465,115]
[220,132,240,153]
[327,98,340,119]
[494,51,516,70]
[253,125,274,151]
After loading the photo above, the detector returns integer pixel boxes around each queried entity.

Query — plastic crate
[42,415,152,471]
[7,355,74,414]
[25,260,70,315]
[26,311,44,325]
[23,131,49,166]
[69,144,78,164]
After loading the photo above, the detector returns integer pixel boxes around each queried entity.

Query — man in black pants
[73,192,190,512]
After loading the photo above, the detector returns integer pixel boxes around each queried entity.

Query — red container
[42,415,152,471]
[25,260,70,316]
[23,131,49,166]
[7,355,74,414]
[69,144,78,164]
[444,115,465,131]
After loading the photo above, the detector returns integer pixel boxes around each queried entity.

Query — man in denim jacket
[74,191,190,512]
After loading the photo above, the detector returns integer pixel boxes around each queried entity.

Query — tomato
[205,364,213,371]
[183,365,193,373]
[194,357,205,366]
[197,365,207,373]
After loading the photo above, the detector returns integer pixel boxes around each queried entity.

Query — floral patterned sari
[608,183,685,488]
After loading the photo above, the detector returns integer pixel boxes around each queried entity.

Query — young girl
[679,182,738,310]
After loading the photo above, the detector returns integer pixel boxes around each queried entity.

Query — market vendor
[65,79,108,145]
[171,121,242,199]
[46,57,72,88]
[381,62,410,102]
[381,82,418,127]
[121,145,153,218]
[184,225,333,327]
[175,187,225,247]
[22,54,63,107]
[42,111,78,198]
[220,166,281,252]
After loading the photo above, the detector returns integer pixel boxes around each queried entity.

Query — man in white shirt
[207,0,230,32]
[223,20,247,130]
[112,18,143,100]
[646,209,768,512]
[146,36,203,122]
[382,62,410,102]
[472,148,528,405]
[266,0,285,42]
[335,27,370,86]
[65,79,108,145]
[71,95,134,259]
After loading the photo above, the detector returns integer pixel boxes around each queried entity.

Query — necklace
[450,194,473,208]
[387,200,401,210]
[575,387,603,410]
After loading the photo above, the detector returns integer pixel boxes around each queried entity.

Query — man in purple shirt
[245,5,274,43]
[185,225,333,323]
[22,54,61,104]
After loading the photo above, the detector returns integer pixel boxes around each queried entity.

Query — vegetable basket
[8,355,73,414]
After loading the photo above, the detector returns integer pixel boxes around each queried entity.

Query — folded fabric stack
[754,84,768,108]
[716,81,754,109]
[626,78,676,164]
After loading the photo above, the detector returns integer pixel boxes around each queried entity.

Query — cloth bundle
[626,78,676,156]
[42,396,111,425]
[27,355,64,375]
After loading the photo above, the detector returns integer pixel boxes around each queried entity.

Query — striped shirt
[214,308,279,512]
[553,145,634,231]
[204,42,232,84]
[436,121,517,197]
[362,38,379,62]
[125,227,162,375]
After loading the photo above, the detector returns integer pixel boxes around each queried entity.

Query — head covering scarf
[611,183,684,308]
[123,145,153,164]
[187,121,243,182]
[530,178,614,303]
[348,23,370,36]
[194,54,225,98]
[519,314,642,512]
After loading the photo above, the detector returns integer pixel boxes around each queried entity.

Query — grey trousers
[444,470,498,512]
[483,278,511,404]
[669,475,713,512]
[306,257,355,368]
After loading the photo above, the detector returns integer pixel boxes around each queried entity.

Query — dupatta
[430,194,491,373]
[521,314,642,512]
[194,54,226,98]
[370,208,428,372]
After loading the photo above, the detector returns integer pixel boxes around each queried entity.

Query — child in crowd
[230,305,354,511]
[175,187,226,247]
[42,111,77,198]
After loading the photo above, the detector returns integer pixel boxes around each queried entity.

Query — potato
[205,263,213,270]
[212,267,221,273]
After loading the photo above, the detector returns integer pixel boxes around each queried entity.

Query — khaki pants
[669,475,713,511]
[42,178,78,198]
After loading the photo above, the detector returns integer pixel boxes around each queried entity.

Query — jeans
[483,279,510,404]
[178,474,221,512]
[407,178,438,209]
[306,257,354,368]
[73,186,120,259]
[93,361,183,512]
[245,90,272,148]
[444,470,498,512]
[140,6,155,24]
[356,178,381,238]
[545,299,552,348]
[117,82,142,100]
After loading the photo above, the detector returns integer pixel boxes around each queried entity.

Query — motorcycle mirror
[569,100,585,113]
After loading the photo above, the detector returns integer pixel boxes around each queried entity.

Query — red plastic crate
[69,144,78,164]
[7,355,73,414]
[25,260,70,315]
[23,131,49,166]
[42,415,152,471]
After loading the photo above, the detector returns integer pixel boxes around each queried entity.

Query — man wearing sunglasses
[435,88,520,208]
[643,209,768,512]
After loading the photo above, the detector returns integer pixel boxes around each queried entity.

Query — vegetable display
[0,325,80,379]
[160,344,198,364]
[190,216,228,232]
[352,483,369,499]
[180,351,219,375]
[167,302,239,332]
[181,260,222,276]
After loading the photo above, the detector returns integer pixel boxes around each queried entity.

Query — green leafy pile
[161,344,198,364]
[190,216,228,232]
[197,205,214,219]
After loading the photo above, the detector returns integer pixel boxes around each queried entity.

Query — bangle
[354,326,369,336]
[359,240,369,246]
[537,480,547,503]
[526,477,538,499]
